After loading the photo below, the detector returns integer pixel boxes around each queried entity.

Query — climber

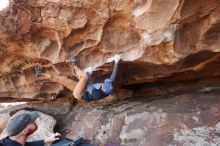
[72,55,121,101]
[0,111,61,146]
[32,55,120,101]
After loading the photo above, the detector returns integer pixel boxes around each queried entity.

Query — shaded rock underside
[57,89,220,146]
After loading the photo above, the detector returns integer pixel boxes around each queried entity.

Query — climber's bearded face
[24,122,38,136]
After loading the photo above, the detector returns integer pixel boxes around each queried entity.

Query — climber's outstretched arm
[108,55,120,82]
[100,55,121,95]
[109,61,119,82]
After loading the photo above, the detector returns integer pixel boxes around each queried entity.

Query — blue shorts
[82,88,108,101]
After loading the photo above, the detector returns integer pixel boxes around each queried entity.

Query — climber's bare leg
[73,66,88,100]
[41,72,77,91]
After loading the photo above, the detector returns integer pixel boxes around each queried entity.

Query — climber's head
[6,111,39,137]
[101,79,113,95]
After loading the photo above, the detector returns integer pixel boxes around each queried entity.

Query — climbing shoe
[34,65,42,77]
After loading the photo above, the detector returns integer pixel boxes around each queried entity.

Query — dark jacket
[0,136,44,146]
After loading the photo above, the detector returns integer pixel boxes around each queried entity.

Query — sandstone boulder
[59,89,220,146]
[0,0,219,102]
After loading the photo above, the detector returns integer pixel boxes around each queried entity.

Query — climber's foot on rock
[83,67,93,74]
[35,65,42,77]
[74,66,87,78]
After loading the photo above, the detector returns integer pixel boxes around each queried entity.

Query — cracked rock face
[0,0,220,101]
[58,90,220,146]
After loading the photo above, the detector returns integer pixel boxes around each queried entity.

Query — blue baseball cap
[6,111,39,136]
